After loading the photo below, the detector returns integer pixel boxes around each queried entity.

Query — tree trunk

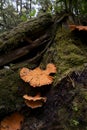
[0,12,87,130]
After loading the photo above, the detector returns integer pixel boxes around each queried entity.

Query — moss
[64,83,87,130]
[41,27,87,85]
[0,13,53,54]
[0,68,24,116]
[0,61,39,117]
[82,91,87,101]
[0,39,3,46]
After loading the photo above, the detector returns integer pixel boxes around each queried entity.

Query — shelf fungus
[0,112,24,130]
[46,63,57,74]
[69,25,87,31]
[20,63,56,108]
[20,63,57,87]
[23,94,47,109]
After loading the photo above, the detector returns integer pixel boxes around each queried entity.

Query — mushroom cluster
[20,63,57,108]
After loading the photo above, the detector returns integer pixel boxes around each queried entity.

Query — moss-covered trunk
[0,13,53,54]
[0,13,54,117]
[0,13,53,67]
[0,12,87,130]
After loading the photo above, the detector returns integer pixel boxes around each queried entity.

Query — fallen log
[0,13,54,117]
[0,13,53,55]
[0,33,51,66]
[0,13,87,130]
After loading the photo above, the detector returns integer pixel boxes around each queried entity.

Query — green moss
[56,85,87,130]
[0,39,3,46]
[0,61,38,116]
[79,89,87,102]
[65,84,87,129]
[70,119,79,127]
[41,27,87,85]
[0,68,24,116]
[0,13,53,54]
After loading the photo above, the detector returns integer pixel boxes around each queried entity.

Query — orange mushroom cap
[20,67,32,82]
[23,94,47,109]
[46,63,57,74]
[69,25,87,31]
[20,63,57,87]
[68,25,76,30]
[0,112,24,130]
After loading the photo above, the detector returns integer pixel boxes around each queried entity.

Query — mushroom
[69,25,87,31]
[20,63,56,108]
[46,63,57,74]
[0,112,24,130]
[23,94,47,109]
[20,63,57,87]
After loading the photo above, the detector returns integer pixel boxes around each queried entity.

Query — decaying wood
[0,13,55,117]
[0,33,51,66]
[0,13,53,54]
[0,12,87,130]
[0,13,54,67]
